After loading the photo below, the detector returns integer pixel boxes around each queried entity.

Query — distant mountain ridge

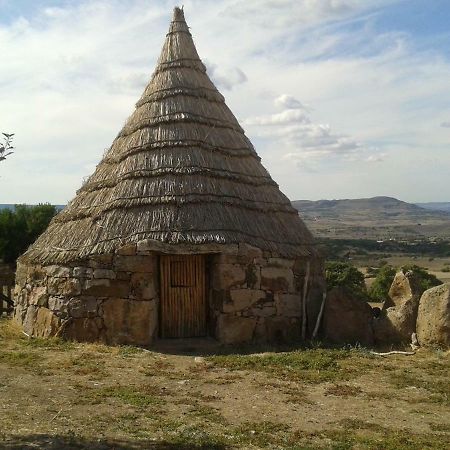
[416,202,450,213]
[291,196,450,240]
[292,196,450,219]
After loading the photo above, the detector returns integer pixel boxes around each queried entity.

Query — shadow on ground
[0,434,226,450]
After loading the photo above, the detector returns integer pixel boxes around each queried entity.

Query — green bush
[368,265,396,301]
[325,262,367,301]
[367,264,442,301]
[0,204,57,264]
[400,264,442,294]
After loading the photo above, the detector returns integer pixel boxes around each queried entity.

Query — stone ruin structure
[13,7,325,346]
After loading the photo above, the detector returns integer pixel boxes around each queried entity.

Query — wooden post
[301,261,310,341]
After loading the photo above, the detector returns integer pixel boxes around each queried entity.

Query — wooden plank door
[160,254,207,338]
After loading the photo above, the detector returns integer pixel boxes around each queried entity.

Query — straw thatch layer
[21,7,317,265]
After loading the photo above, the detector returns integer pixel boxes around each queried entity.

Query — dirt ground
[0,319,449,449]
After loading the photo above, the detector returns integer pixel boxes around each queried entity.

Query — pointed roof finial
[172,6,185,22]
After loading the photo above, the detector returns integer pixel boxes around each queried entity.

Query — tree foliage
[368,264,396,301]
[325,261,367,300]
[0,204,57,264]
[0,133,14,162]
[368,263,442,302]
[400,264,442,294]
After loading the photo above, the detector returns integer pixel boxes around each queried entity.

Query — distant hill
[416,202,450,213]
[0,204,65,211]
[292,196,450,240]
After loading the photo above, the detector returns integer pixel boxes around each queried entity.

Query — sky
[1,0,449,204]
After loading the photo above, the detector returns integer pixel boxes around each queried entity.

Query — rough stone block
[68,296,99,318]
[265,316,300,343]
[117,244,137,256]
[323,288,374,346]
[23,306,61,338]
[22,305,38,335]
[116,271,132,280]
[215,253,239,265]
[83,279,129,298]
[48,277,81,296]
[48,296,70,316]
[268,258,295,269]
[28,286,48,307]
[275,293,302,317]
[115,255,154,273]
[238,243,263,259]
[261,267,294,292]
[102,298,155,345]
[25,266,45,285]
[93,269,116,279]
[73,267,93,279]
[374,271,422,344]
[136,240,152,255]
[250,306,276,317]
[130,273,156,300]
[245,264,261,289]
[416,283,450,347]
[88,254,113,269]
[64,317,103,343]
[226,289,265,313]
[212,264,246,290]
[216,315,256,344]
[15,262,28,287]
[253,258,268,267]
[45,265,71,278]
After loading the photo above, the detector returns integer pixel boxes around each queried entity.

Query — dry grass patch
[325,383,363,397]
[207,348,369,383]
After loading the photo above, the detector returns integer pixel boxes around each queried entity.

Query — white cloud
[366,153,386,163]
[204,60,247,90]
[274,94,309,110]
[441,121,450,128]
[221,0,383,29]
[245,94,368,167]
[245,109,310,126]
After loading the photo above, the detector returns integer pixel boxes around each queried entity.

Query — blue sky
[1,0,449,203]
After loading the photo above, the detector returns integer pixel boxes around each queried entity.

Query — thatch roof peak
[172,6,186,22]
[21,8,317,265]
[153,6,205,83]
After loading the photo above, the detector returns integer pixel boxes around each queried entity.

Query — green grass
[390,368,449,405]
[208,349,364,383]
[187,404,227,424]
[95,385,166,408]
[0,350,40,368]
[19,336,75,351]
[325,383,363,397]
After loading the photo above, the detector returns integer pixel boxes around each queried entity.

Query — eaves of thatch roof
[22,7,316,265]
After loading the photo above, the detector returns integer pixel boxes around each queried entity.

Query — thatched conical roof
[22,7,316,265]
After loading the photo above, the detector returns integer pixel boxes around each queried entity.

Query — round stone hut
[14,7,325,346]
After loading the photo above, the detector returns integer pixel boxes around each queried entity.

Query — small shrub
[325,262,367,300]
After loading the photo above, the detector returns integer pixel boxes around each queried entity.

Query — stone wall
[210,243,325,344]
[14,241,325,346]
[14,243,158,345]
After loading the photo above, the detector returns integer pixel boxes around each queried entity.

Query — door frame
[158,254,208,338]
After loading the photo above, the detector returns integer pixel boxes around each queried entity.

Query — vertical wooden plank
[191,255,198,336]
[160,256,164,337]
[196,255,200,335]
[160,254,207,338]
[199,255,205,335]
[193,255,197,336]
